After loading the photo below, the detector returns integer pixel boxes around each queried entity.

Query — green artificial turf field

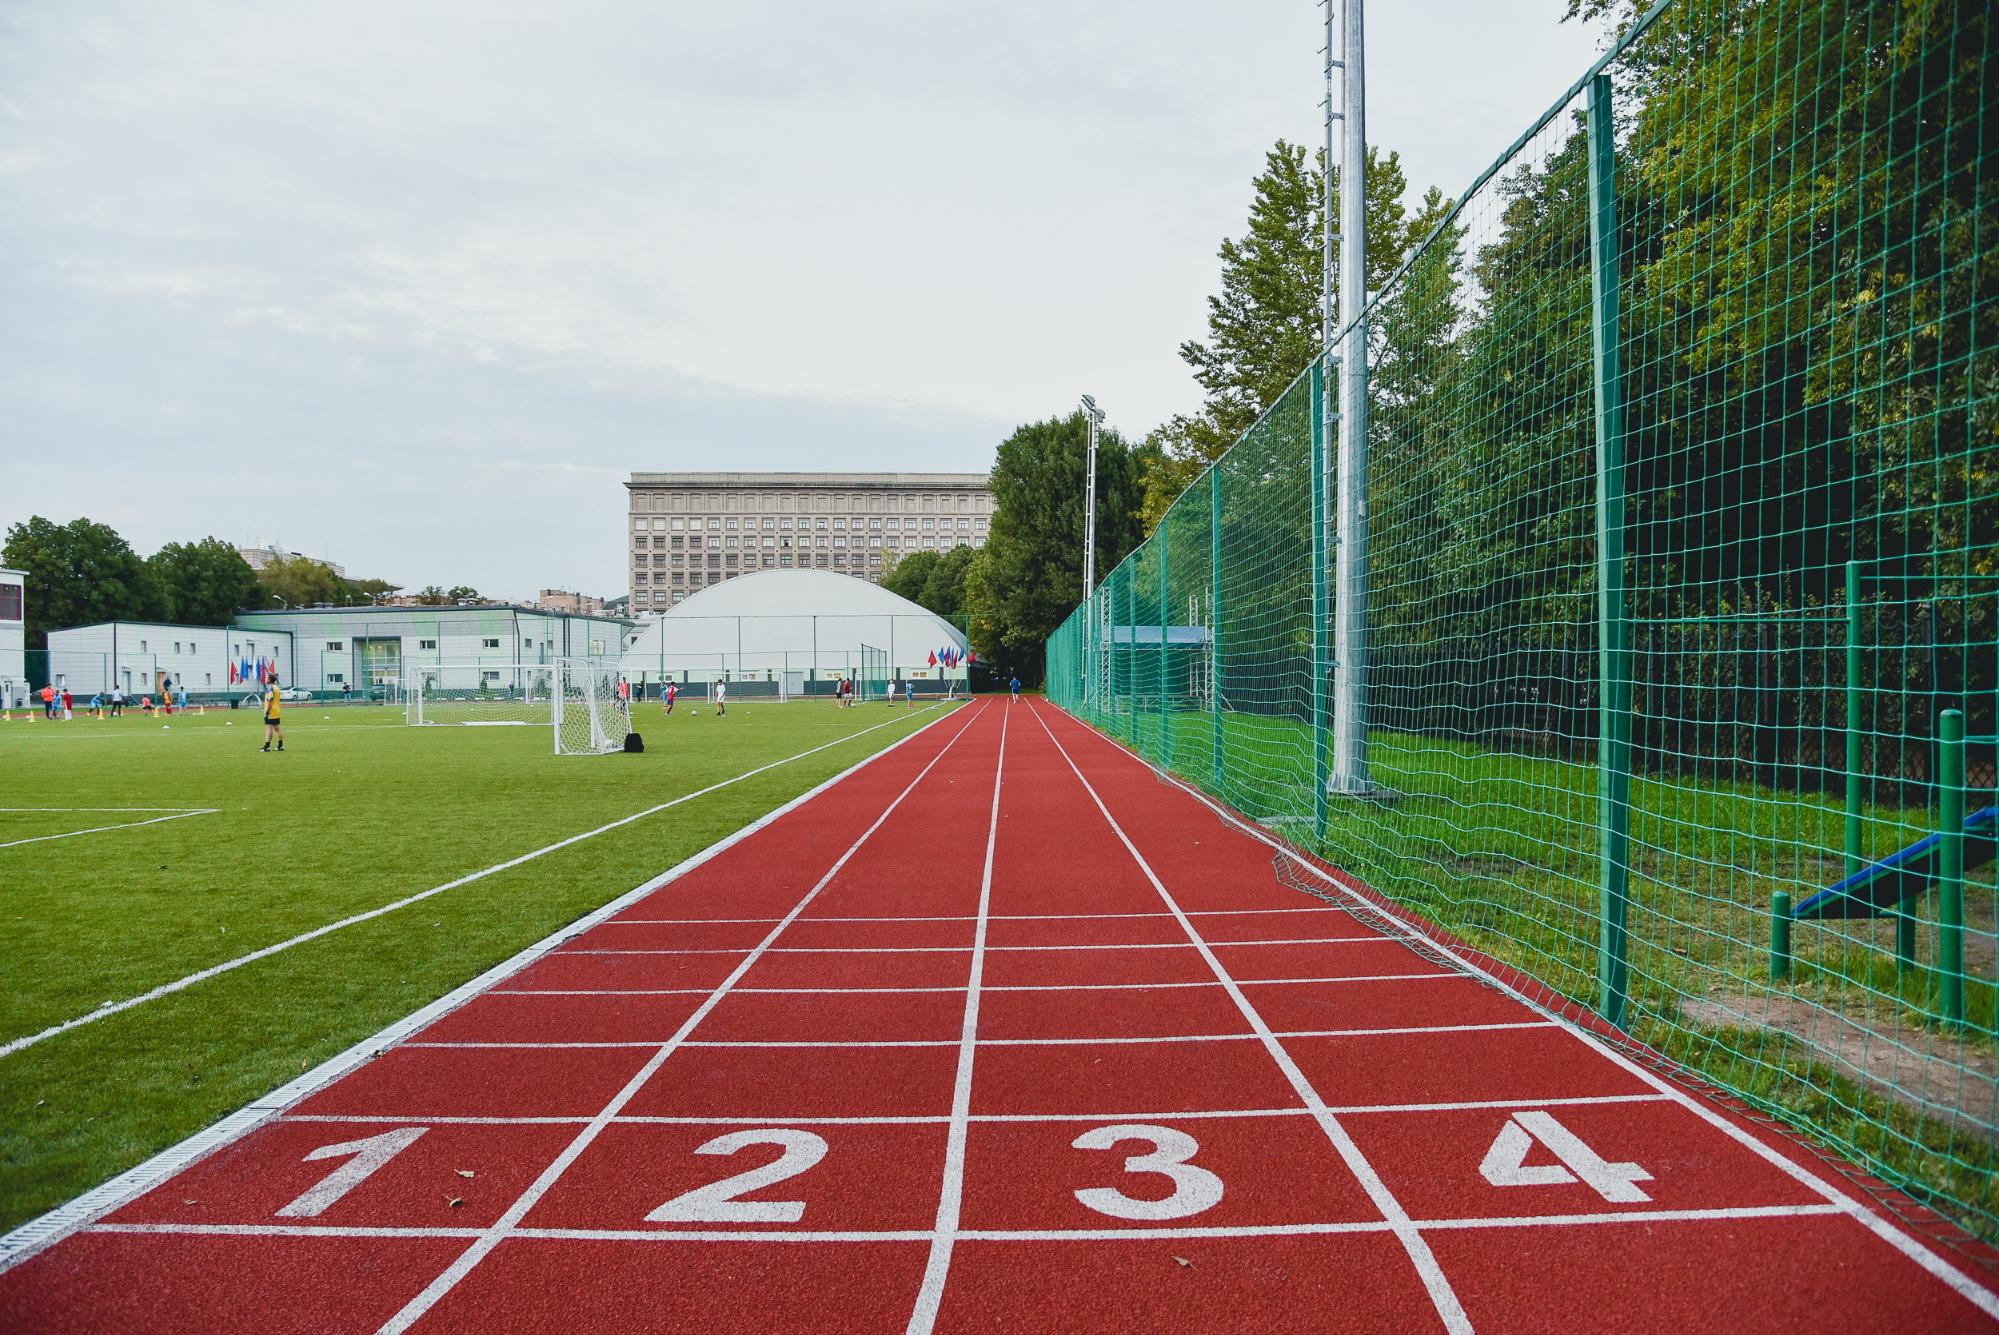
[0,695,963,1232]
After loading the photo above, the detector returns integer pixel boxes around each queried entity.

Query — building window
[326,640,344,651]
[708,517,721,530]
[726,517,738,531]
[0,584,18,621]
[869,518,881,530]
[482,670,502,686]
[633,517,647,531]
[816,517,828,530]
[635,572,649,584]
[671,518,684,530]
[833,537,846,549]
[762,517,775,530]
[817,536,829,549]
[780,518,792,531]
[189,641,198,654]
[482,638,500,650]
[173,641,182,654]
[924,518,936,530]
[328,672,345,684]
[652,518,667,530]
[672,572,684,584]
[869,538,881,549]
[833,518,845,531]
[420,639,437,650]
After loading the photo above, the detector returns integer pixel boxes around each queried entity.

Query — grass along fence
[1048,0,1998,1243]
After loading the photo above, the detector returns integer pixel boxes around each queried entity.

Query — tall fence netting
[1048,0,1998,1245]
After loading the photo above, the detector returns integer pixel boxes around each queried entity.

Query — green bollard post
[1938,709,1964,1026]
[1896,901,1918,974]
[1771,891,1792,982]
[1845,560,1863,882]
[1211,470,1224,794]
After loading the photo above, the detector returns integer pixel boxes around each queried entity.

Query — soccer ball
[162,725,170,730]
[691,709,699,715]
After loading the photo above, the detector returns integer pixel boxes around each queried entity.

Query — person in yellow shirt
[260,674,285,752]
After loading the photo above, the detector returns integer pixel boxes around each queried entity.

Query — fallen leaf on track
[455,1169,476,1179]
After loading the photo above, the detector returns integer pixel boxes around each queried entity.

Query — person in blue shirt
[905,680,915,707]
[1009,675,1020,703]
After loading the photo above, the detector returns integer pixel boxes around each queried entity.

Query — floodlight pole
[1329,0,1374,795]
[1081,394,1105,707]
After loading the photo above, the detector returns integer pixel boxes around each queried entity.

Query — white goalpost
[406,660,627,755]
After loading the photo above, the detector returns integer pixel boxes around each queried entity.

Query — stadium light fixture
[1080,394,1105,708]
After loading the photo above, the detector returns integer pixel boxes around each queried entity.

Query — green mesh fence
[1049,0,1997,1243]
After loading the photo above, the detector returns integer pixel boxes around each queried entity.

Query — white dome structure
[619,570,969,690]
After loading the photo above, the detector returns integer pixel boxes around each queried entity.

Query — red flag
[927,650,937,667]
[228,660,237,684]
[966,647,975,665]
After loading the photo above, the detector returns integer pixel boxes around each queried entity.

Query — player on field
[664,680,677,714]
[713,678,727,717]
[260,673,285,751]
[905,679,915,707]
[1010,675,1020,703]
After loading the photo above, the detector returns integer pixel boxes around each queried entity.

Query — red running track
[5,698,1997,1332]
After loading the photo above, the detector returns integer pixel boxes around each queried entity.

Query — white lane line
[490,973,1461,997]
[375,701,991,1334]
[279,1093,1676,1128]
[1054,704,1999,1321]
[85,1201,1846,1246]
[0,701,970,1273]
[0,705,948,1061]
[400,1022,1555,1051]
[0,806,214,811]
[908,691,1008,1335]
[0,808,220,850]
[605,908,1353,925]
[564,936,1375,955]
[1028,701,1474,1335]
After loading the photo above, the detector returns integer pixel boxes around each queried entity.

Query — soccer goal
[856,644,890,702]
[406,661,627,755]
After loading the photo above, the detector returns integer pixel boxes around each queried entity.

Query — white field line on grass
[375,703,991,1333]
[1048,704,1999,1320]
[0,700,972,1272]
[0,808,219,850]
[0,704,951,1062]
[1029,702,1473,1335]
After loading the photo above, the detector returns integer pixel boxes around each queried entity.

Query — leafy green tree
[256,554,344,608]
[967,412,1150,683]
[881,550,940,604]
[1,516,164,647]
[148,538,263,624]
[918,545,977,623]
[1143,142,1450,528]
[445,585,481,603]
[350,577,401,601]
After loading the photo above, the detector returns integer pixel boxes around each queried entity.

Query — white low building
[43,603,632,700]
[619,569,969,694]
[44,621,296,701]
[0,568,24,709]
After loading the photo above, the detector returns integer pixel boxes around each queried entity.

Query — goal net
[406,661,627,755]
[856,644,890,702]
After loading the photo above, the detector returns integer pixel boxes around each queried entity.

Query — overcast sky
[0,2,1605,602]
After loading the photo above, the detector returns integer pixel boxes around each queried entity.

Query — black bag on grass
[623,732,645,753]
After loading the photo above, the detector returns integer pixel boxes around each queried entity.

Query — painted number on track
[1479,1110,1653,1204]
[276,1126,428,1218]
[647,1129,830,1224]
[1072,1124,1225,1221]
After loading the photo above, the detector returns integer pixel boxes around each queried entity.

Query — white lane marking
[0,808,219,850]
[279,1094,1675,1128]
[564,936,1375,955]
[645,1129,828,1224]
[1028,700,1474,1335]
[399,1022,1555,1051]
[83,1201,1846,1245]
[491,972,1460,997]
[0,701,970,1272]
[909,700,1007,1335]
[374,702,991,1334]
[1480,1110,1652,1203]
[606,908,1353,925]
[1058,704,1999,1321]
[0,705,947,1061]
[277,1095,1677,1129]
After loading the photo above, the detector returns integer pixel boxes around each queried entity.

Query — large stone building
[625,471,992,613]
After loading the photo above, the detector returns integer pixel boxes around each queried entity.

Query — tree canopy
[2,517,164,648]
[965,411,1152,684]
[1141,141,1449,529]
[148,538,263,626]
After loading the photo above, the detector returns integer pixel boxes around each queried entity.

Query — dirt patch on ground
[1678,992,1999,1138]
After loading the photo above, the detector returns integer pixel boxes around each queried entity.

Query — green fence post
[1938,709,1965,1026]
[1211,470,1224,792]
[1587,71,1632,1030]
[1311,359,1330,842]
[1770,891,1792,982]
[1845,559,1863,881]
[1159,529,1171,769]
